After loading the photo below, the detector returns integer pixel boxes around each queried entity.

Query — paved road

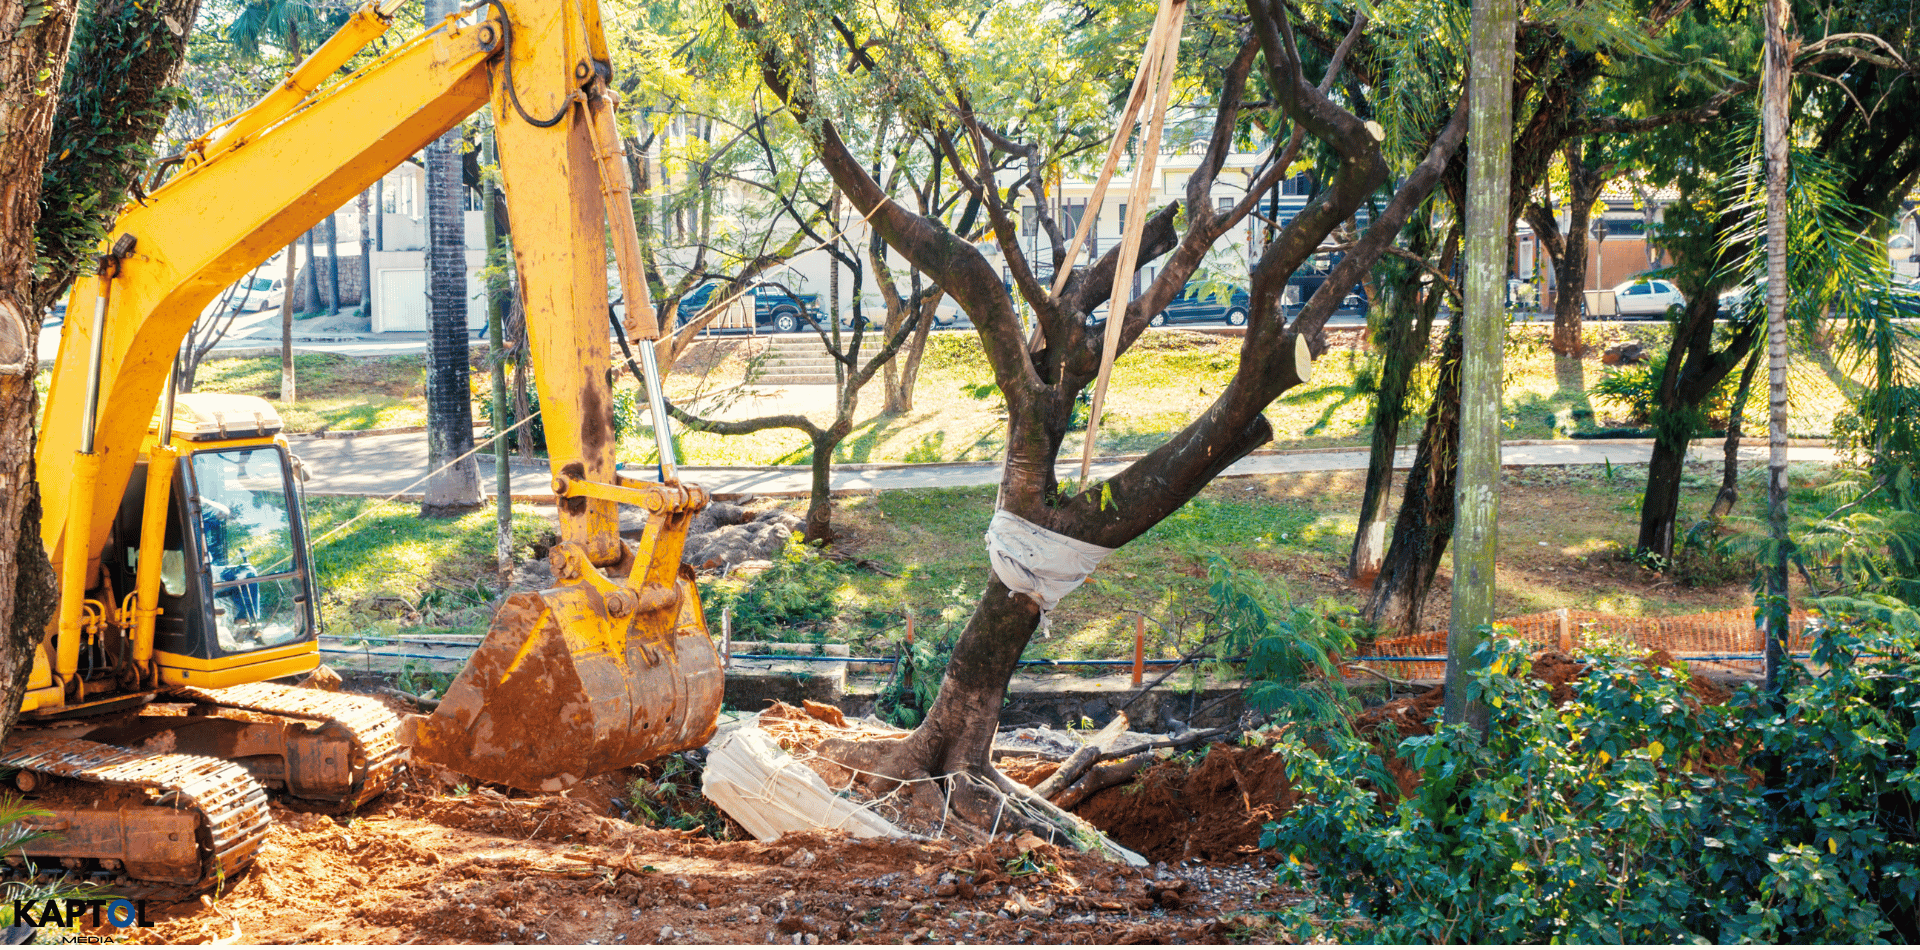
[292,430,1838,500]
[38,308,1654,363]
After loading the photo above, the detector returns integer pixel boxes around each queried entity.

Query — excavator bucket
[405,553,724,792]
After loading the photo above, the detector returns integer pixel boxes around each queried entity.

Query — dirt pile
[130,793,1280,945]
[1075,741,1297,865]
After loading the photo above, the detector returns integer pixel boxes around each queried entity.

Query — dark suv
[675,282,823,333]
[1150,282,1251,327]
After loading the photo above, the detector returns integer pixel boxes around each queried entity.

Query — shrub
[703,536,850,641]
[1261,617,1920,943]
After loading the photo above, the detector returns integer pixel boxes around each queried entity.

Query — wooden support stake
[1132,615,1145,686]
[1079,0,1187,482]
[1556,608,1572,653]
[722,606,732,670]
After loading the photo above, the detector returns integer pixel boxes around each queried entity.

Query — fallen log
[1029,712,1130,800]
[1053,752,1154,810]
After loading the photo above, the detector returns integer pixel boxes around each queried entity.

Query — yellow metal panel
[156,642,320,688]
[27,643,52,690]
[493,82,624,566]
[38,17,498,576]
[155,640,318,673]
[19,686,66,714]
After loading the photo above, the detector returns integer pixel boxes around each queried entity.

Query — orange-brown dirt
[1075,742,1298,865]
[125,787,1282,945]
[118,702,1296,944]
[117,653,1733,944]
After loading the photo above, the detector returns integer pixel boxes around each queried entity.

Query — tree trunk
[280,241,298,401]
[1368,321,1465,634]
[0,0,80,749]
[420,60,481,517]
[1350,224,1451,581]
[31,0,202,311]
[1711,345,1762,517]
[483,135,512,576]
[301,228,319,314]
[1451,0,1515,731]
[803,421,851,543]
[1634,293,1756,560]
[324,211,340,315]
[358,189,373,316]
[1761,0,1792,699]
[885,290,941,413]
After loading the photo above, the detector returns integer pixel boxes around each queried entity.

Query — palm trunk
[358,189,373,316]
[324,212,340,315]
[301,228,319,314]
[1761,0,1792,698]
[281,241,297,401]
[419,50,481,516]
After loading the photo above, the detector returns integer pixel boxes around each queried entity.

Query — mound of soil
[130,792,1280,945]
[1075,742,1297,865]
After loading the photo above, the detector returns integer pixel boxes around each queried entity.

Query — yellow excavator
[23,0,723,890]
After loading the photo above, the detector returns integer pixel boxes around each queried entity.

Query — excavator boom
[33,0,721,813]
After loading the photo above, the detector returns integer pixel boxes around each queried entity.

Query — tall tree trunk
[1761,0,1792,699]
[420,21,480,517]
[1350,225,1453,581]
[0,0,80,748]
[1368,320,1465,634]
[421,151,481,513]
[301,228,319,314]
[324,211,340,315]
[358,189,372,316]
[483,135,512,576]
[280,241,298,401]
[1451,0,1515,731]
[31,0,202,310]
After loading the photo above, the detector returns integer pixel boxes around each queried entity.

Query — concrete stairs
[752,335,840,386]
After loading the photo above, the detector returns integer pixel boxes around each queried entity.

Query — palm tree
[418,0,481,516]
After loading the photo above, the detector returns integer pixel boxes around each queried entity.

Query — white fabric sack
[983,510,1115,626]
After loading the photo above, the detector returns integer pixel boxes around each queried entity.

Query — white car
[234,274,285,312]
[1610,277,1686,318]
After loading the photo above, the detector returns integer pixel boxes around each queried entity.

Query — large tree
[33,0,204,311]
[729,0,1468,838]
[0,0,80,746]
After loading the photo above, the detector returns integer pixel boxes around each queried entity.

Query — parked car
[1610,276,1686,317]
[235,274,285,312]
[672,281,822,333]
[1150,282,1250,327]
[1717,280,1760,317]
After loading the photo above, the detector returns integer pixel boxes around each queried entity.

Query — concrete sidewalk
[290,430,1839,500]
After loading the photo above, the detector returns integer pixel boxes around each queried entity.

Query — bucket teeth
[409,579,722,791]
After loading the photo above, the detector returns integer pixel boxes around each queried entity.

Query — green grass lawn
[176,324,1866,469]
[223,322,1880,664]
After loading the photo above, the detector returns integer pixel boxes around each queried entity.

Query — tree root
[813,735,1145,865]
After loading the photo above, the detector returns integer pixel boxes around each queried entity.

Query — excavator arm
[35,0,720,791]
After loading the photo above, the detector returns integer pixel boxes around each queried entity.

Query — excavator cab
[106,393,321,687]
